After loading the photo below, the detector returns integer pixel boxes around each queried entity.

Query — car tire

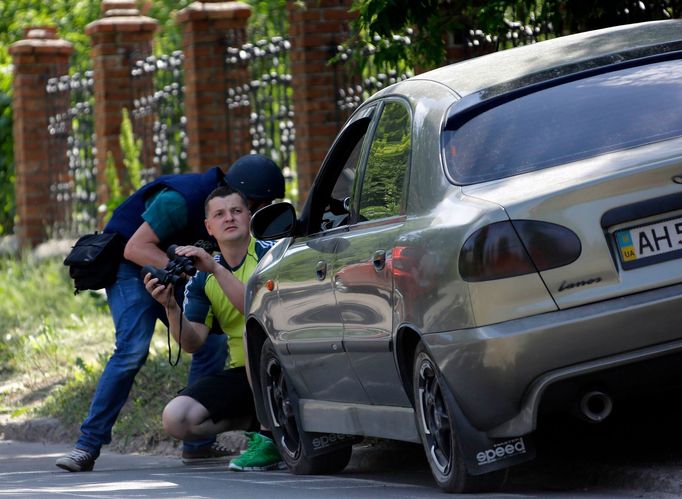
[259,339,352,475]
[413,343,506,493]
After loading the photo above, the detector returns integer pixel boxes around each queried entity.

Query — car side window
[305,108,375,236]
[357,100,411,221]
[320,138,363,231]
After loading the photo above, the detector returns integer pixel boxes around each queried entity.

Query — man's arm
[210,265,246,315]
[125,189,189,268]
[144,273,209,353]
[124,221,169,268]
[173,245,246,315]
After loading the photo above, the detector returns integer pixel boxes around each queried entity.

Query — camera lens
[141,265,172,285]
[166,244,179,259]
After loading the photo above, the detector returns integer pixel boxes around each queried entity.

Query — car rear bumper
[421,282,682,437]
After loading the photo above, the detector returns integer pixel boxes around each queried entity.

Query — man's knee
[162,397,192,439]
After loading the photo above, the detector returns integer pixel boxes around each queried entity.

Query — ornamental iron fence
[131,50,188,183]
[225,34,296,192]
[333,32,414,128]
[45,70,97,237]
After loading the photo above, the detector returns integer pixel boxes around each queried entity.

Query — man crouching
[144,186,282,471]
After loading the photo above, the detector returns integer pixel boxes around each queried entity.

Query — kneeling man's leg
[163,395,234,441]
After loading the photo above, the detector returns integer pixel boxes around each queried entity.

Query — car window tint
[332,138,361,201]
[305,110,374,235]
[444,58,682,185]
[320,138,363,231]
[358,101,411,221]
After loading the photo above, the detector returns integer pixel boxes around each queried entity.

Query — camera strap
[166,294,182,367]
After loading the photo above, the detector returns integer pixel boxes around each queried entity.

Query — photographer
[145,186,282,471]
[56,155,284,472]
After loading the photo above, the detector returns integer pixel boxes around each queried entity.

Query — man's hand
[172,245,218,274]
[143,271,176,309]
[143,267,209,353]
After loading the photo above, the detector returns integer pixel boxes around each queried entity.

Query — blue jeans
[76,261,227,456]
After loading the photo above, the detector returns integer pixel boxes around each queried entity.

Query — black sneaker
[55,448,96,472]
[182,442,239,465]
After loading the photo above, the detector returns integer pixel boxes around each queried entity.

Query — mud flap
[286,375,361,458]
[440,383,535,475]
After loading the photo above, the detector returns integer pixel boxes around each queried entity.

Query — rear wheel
[260,339,352,474]
[413,344,506,493]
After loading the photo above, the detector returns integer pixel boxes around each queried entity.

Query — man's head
[223,154,285,212]
[204,186,251,244]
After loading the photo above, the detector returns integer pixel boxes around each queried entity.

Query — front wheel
[259,339,351,474]
[413,344,506,493]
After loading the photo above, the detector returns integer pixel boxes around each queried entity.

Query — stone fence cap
[102,0,136,11]
[23,26,58,40]
[105,8,141,17]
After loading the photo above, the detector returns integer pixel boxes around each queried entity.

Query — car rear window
[443,58,682,185]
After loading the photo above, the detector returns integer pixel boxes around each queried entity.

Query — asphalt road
[3,396,682,498]
[1,427,681,499]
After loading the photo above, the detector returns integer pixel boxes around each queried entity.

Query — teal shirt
[141,188,188,243]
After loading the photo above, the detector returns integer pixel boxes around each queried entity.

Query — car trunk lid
[462,138,682,309]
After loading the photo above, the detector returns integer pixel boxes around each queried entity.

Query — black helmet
[224,154,285,201]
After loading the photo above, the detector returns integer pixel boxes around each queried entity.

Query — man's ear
[204,218,213,237]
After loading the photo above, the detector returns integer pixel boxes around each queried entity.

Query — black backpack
[63,232,125,294]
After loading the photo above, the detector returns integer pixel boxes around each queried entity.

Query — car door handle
[315,260,328,281]
[373,250,386,271]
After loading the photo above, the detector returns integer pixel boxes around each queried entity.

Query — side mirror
[250,202,297,240]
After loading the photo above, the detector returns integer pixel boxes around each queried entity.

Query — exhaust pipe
[579,390,613,423]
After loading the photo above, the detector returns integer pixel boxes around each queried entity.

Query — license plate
[614,215,682,270]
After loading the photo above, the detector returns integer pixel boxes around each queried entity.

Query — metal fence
[466,16,556,51]
[333,33,414,128]
[131,50,188,182]
[45,70,97,237]
[39,11,585,240]
[36,13,581,239]
[225,35,296,193]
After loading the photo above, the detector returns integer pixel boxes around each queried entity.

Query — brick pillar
[10,27,73,249]
[177,0,251,173]
[85,0,157,207]
[288,0,355,201]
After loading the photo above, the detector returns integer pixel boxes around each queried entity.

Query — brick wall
[9,27,73,249]
[177,0,252,172]
[85,0,157,217]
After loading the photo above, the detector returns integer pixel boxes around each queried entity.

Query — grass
[0,254,192,453]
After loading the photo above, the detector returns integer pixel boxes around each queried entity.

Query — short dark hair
[204,186,248,217]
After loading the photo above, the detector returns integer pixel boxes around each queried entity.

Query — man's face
[205,193,250,243]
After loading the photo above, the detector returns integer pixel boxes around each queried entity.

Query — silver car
[244,20,682,493]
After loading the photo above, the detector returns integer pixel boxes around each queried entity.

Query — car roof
[410,20,682,99]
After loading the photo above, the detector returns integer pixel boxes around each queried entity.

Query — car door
[273,107,376,403]
[332,99,413,406]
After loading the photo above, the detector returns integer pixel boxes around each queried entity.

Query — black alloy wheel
[413,343,506,493]
[259,339,352,474]
[417,353,453,475]
[263,351,301,460]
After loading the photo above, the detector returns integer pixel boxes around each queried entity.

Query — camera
[141,244,197,287]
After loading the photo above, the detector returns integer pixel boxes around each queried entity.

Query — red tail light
[459,220,581,282]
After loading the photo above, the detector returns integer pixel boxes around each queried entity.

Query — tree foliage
[349,0,682,70]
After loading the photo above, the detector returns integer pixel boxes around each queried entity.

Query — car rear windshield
[443,58,682,185]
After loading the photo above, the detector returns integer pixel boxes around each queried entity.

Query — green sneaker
[228,432,284,471]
